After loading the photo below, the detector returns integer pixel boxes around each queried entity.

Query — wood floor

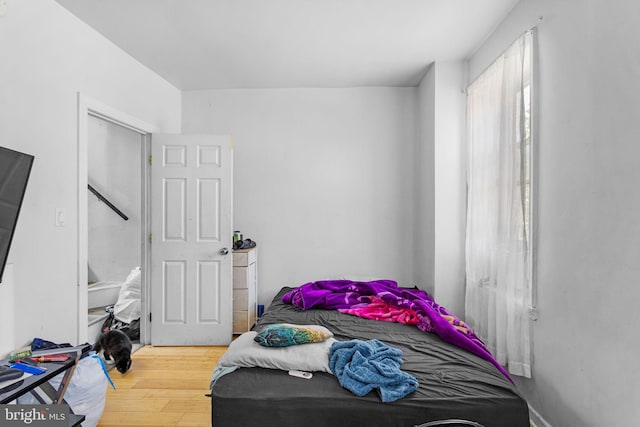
[97,345,228,427]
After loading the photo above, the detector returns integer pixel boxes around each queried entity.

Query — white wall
[87,116,142,283]
[182,88,418,305]
[433,62,466,317]
[468,1,640,426]
[87,117,142,282]
[0,0,180,356]
[416,62,466,315]
[415,66,436,296]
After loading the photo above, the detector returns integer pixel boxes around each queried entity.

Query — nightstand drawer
[233,308,256,334]
[233,310,249,333]
[233,281,255,307]
[232,248,257,267]
[233,262,256,289]
[234,288,248,307]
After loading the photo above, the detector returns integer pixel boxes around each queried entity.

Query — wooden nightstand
[232,247,257,334]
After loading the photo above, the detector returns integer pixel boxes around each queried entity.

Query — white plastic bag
[50,355,109,427]
[114,267,141,324]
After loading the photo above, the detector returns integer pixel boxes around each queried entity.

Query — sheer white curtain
[465,30,533,378]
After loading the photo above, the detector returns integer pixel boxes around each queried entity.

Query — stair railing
[88,184,129,221]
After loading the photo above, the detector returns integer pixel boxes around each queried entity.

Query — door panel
[164,178,186,241]
[197,178,221,241]
[151,134,232,345]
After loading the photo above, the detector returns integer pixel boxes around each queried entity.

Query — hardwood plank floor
[97,345,227,427]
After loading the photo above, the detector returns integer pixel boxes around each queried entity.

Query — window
[464,29,535,378]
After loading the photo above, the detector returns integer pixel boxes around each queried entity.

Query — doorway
[77,94,156,346]
[86,115,143,345]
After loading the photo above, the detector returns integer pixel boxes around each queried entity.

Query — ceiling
[55,0,519,90]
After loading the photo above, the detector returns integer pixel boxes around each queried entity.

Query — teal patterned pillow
[254,323,334,347]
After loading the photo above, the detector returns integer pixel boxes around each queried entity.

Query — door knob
[219,247,229,255]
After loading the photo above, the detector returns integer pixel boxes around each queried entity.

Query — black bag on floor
[121,318,140,341]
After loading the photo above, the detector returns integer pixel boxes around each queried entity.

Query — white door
[150,134,233,345]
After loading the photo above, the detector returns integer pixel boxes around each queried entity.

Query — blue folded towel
[329,339,418,402]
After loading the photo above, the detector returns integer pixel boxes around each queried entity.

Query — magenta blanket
[338,296,419,325]
[282,279,513,383]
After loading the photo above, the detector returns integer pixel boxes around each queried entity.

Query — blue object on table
[9,362,46,375]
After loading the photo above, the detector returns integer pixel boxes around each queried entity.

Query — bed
[210,282,530,427]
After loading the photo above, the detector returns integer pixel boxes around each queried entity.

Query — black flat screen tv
[0,146,34,283]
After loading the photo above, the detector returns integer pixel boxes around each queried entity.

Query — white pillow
[217,331,335,374]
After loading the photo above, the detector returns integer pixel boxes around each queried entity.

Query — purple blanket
[282,279,513,383]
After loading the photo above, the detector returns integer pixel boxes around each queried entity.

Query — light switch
[55,208,66,227]
[0,0,8,17]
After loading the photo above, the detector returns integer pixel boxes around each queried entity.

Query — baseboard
[529,404,552,427]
